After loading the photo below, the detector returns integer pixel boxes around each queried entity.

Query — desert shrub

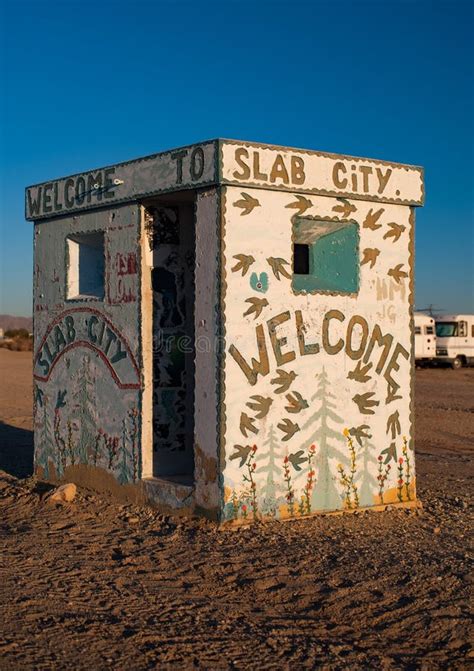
[0,336,33,352]
[4,328,30,338]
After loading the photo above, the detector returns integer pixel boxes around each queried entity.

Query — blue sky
[0,0,472,316]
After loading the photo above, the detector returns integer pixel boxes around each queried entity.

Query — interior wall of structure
[33,204,143,486]
[147,200,195,479]
[220,186,415,523]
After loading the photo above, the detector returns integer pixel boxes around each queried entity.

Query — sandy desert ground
[0,349,472,670]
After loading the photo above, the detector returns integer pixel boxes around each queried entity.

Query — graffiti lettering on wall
[34,308,140,389]
[33,308,140,482]
[229,309,409,401]
[223,142,423,203]
[34,355,140,483]
[231,149,394,194]
[107,251,138,304]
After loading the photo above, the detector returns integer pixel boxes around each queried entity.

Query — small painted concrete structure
[26,140,424,523]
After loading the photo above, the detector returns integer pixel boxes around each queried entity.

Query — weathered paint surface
[33,205,143,484]
[220,140,424,205]
[220,186,416,522]
[28,139,423,522]
[150,204,195,477]
[193,189,221,514]
[26,139,423,222]
[26,142,217,220]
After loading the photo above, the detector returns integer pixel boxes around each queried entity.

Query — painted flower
[343,428,350,437]
[399,458,404,465]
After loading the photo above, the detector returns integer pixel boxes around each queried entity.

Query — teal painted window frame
[292,217,360,296]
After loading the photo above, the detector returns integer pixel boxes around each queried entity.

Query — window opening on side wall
[66,232,105,300]
[292,217,359,295]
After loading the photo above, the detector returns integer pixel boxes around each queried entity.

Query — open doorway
[145,194,195,482]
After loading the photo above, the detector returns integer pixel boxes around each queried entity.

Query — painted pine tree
[71,355,97,464]
[256,425,281,516]
[354,438,379,507]
[36,393,55,478]
[298,367,347,511]
[117,418,131,484]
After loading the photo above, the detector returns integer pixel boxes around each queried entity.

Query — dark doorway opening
[146,195,195,481]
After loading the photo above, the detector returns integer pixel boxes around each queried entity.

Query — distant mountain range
[0,315,33,332]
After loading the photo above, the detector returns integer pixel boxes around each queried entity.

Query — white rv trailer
[414,312,436,364]
[435,315,474,369]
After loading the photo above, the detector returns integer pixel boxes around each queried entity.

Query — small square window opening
[292,218,359,295]
[67,232,105,300]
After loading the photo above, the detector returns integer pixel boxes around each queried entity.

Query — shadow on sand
[0,422,34,478]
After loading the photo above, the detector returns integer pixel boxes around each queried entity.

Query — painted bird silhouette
[230,444,253,467]
[386,410,401,439]
[56,389,67,409]
[35,386,44,408]
[271,369,297,393]
[332,198,357,219]
[243,297,269,320]
[233,192,260,215]
[285,391,309,414]
[347,360,373,383]
[388,264,408,284]
[349,424,372,447]
[352,392,380,415]
[386,381,402,404]
[267,257,291,280]
[231,254,255,276]
[278,418,300,441]
[363,208,384,230]
[361,248,380,269]
[288,450,307,471]
[381,442,397,464]
[246,395,273,419]
[285,195,313,216]
[239,412,258,437]
[383,222,406,242]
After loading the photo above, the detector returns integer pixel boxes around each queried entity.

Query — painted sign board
[25,141,218,220]
[220,140,424,206]
[26,140,423,221]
